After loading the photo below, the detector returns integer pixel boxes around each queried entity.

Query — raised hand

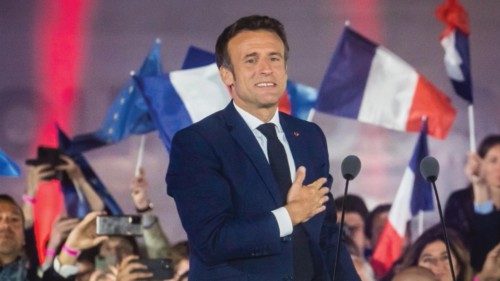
[465,152,491,203]
[130,168,151,211]
[56,154,85,181]
[58,211,109,266]
[285,166,330,225]
[111,255,153,281]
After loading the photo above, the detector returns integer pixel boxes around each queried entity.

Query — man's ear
[219,66,234,87]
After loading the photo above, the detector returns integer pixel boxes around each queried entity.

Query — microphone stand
[430,180,457,281]
[332,177,350,281]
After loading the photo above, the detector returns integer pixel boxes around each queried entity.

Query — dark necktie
[257,123,291,201]
[257,123,314,280]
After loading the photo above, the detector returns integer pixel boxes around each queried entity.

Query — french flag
[136,63,231,151]
[370,122,434,278]
[136,46,319,150]
[316,27,456,139]
[436,0,473,103]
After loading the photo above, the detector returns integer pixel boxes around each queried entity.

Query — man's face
[220,30,287,115]
[0,201,24,260]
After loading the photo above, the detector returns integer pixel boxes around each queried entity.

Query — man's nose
[258,60,272,74]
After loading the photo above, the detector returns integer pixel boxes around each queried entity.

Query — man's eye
[245,58,256,64]
[270,57,281,62]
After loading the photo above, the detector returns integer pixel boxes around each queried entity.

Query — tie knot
[257,123,278,140]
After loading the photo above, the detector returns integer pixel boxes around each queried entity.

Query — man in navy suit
[167,15,360,281]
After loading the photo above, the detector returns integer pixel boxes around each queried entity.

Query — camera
[96,215,143,236]
[25,147,65,180]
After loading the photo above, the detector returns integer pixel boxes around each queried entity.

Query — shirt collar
[233,102,283,133]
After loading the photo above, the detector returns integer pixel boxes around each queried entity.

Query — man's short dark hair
[215,15,289,69]
[334,194,369,223]
[477,134,500,158]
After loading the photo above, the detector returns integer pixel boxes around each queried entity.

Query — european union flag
[70,39,163,153]
[0,148,20,177]
[58,127,122,217]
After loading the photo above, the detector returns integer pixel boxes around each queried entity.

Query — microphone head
[341,155,361,180]
[420,156,440,183]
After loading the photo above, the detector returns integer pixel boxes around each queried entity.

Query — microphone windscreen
[341,155,361,180]
[420,156,440,182]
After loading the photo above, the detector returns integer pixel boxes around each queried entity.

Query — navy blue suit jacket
[167,102,359,281]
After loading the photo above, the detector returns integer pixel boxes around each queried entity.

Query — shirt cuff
[271,207,293,237]
[474,200,494,214]
[53,256,79,278]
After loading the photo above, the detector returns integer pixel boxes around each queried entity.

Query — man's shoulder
[174,109,227,139]
[279,112,323,134]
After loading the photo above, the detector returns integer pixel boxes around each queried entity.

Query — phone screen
[96,215,143,236]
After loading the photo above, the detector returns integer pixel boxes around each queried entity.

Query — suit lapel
[222,102,283,205]
[280,113,325,242]
[280,113,305,170]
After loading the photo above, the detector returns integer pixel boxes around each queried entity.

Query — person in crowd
[391,266,438,281]
[166,14,359,281]
[365,203,391,253]
[24,154,105,277]
[444,134,500,271]
[398,224,473,281]
[335,195,375,281]
[130,168,171,259]
[0,194,69,280]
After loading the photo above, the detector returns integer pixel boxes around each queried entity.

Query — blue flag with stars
[0,148,20,177]
[70,39,163,153]
[58,127,123,217]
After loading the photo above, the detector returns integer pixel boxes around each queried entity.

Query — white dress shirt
[233,103,294,237]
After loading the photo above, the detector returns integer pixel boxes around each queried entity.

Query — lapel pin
[293,131,300,137]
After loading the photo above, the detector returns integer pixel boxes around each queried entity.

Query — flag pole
[468,104,476,152]
[307,108,316,122]
[418,210,424,236]
[135,135,146,177]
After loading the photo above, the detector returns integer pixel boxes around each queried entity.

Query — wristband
[136,202,153,213]
[45,247,57,258]
[62,244,81,257]
[22,194,36,205]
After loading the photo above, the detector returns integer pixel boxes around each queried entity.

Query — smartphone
[25,147,64,180]
[96,215,143,236]
[94,255,118,273]
[135,258,174,281]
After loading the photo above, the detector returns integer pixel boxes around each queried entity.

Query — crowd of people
[0,155,189,281]
[1,132,498,281]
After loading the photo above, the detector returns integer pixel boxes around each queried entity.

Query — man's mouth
[255,82,276,88]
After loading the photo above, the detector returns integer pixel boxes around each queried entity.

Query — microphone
[341,155,361,180]
[420,156,439,182]
[419,156,457,281]
[333,155,361,281]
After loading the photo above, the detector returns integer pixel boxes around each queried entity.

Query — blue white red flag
[316,27,456,139]
[371,121,434,277]
[436,0,472,103]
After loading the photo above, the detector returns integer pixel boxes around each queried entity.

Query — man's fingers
[308,177,327,189]
[291,166,306,188]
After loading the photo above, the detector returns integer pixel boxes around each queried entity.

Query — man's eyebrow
[269,52,283,57]
[243,52,258,59]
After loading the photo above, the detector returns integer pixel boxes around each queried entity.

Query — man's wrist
[136,201,153,213]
